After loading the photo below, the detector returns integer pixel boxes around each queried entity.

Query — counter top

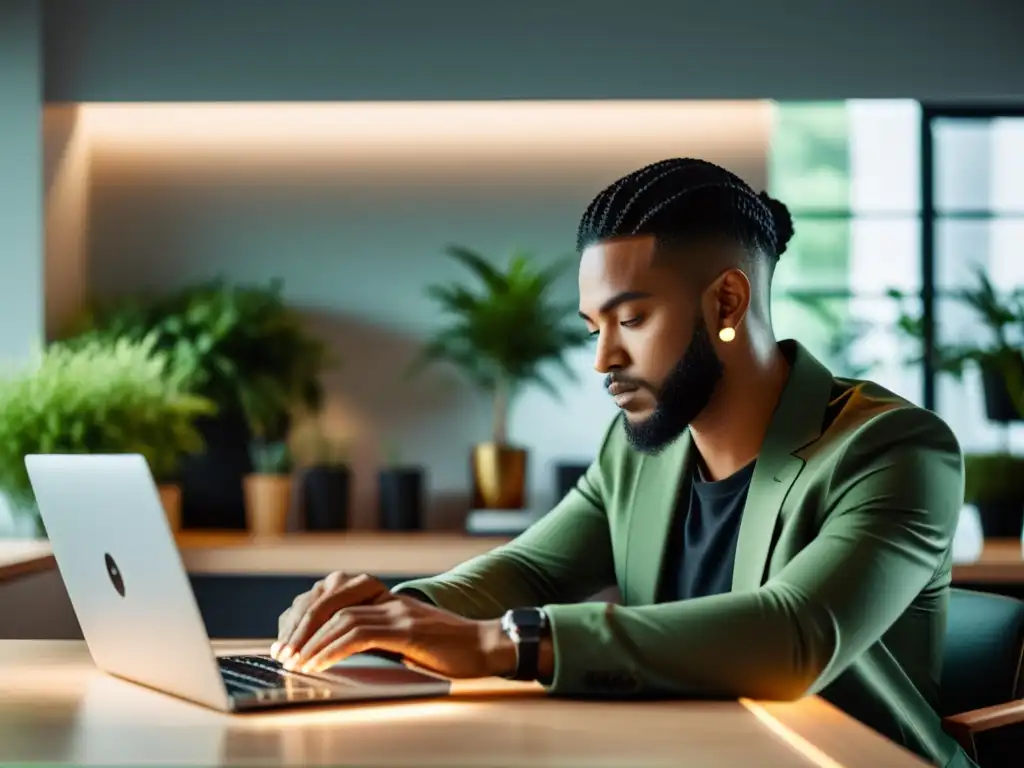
[176,531,511,576]
[2,533,1023,583]
[0,539,55,581]
[0,639,929,766]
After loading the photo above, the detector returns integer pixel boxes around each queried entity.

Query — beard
[619,317,724,455]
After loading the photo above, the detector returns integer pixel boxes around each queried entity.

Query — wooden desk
[0,640,929,767]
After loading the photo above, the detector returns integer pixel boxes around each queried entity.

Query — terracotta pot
[157,484,183,533]
[243,474,293,536]
[471,443,527,509]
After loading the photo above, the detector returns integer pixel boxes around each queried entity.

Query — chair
[940,588,1024,765]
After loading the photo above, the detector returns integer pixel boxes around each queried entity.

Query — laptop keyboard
[218,654,344,700]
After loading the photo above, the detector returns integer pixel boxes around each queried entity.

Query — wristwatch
[500,607,548,681]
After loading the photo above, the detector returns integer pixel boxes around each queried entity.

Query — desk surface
[2,533,1023,582]
[0,640,929,767]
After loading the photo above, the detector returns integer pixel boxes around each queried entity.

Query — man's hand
[270,571,516,679]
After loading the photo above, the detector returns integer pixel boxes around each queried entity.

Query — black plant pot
[179,411,253,529]
[976,501,1024,539]
[302,466,351,531]
[981,355,1024,423]
[555,462,590,501]
[379,467,423,531]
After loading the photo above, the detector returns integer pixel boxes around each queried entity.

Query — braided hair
[576,158,795,270]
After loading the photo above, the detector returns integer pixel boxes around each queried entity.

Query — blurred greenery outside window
[768,100,922,403]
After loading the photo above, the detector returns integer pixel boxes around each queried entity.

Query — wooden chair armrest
[944,700,1024,734]
[943,700,1024,764]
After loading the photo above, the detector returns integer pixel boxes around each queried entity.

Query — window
[771,102,1024,454]
[928,111,1024,453]
[768,100,922,404]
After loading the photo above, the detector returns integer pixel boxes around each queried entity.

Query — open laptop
[25,453,451,712]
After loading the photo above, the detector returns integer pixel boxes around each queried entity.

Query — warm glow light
[79,101,768,150]
[740,699,847,768]
[71,101,772,189]
[239,699,478,728]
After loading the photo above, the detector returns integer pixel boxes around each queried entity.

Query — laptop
[25,453,451,712]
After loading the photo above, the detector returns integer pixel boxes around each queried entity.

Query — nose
[593,328,629,374]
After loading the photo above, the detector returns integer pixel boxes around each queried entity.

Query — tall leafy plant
[411,245,590,445]
[67,278,331,439]
[0,335,215,523]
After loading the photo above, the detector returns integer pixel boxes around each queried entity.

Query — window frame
[920,104,1024,411]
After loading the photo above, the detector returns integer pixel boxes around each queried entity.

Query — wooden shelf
[176,531,511,577]
[3,533,1024,584]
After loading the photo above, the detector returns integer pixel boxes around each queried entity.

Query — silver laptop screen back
[25,453,228,709]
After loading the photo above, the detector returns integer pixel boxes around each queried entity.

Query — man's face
[578,235,724,454]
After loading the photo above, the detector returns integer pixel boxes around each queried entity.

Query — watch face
[510,608,545,631]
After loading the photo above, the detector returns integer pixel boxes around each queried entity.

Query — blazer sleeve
[390,418,620,620]
[541,407,964,700]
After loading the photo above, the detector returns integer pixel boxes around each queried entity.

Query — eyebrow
[578,291,654,321]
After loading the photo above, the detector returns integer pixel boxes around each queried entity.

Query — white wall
[74,102,771,526]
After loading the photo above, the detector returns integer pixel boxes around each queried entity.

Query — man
[272,159,971,768]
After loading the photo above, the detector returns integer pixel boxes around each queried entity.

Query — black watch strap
[502,608,547,681]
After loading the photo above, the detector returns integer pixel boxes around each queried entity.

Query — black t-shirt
[660,460,756,602]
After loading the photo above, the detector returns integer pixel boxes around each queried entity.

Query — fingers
[301,624,405,674]
[283,605,386,670]
[272,579,325,658]
[278,574,387,663]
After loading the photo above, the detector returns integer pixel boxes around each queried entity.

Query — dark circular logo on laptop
[104,553,125,597]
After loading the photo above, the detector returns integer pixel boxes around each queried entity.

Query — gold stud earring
[718,326,736,343]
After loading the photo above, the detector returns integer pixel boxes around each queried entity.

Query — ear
[704,267,751,337]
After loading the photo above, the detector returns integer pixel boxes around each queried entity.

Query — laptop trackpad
[328,650,406,668]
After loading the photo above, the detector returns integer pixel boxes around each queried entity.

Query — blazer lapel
[625,432,695,605]
[731,341,836,592]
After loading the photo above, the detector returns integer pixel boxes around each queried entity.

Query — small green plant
[249,440,294,474]
[66,278,332,439]
[0,334,215,523]
[410,245,590,445]
[889,268,1024,418]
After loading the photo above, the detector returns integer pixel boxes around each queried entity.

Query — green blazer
[394,341,974,768]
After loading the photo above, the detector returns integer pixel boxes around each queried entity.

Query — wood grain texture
[0,639,930,767]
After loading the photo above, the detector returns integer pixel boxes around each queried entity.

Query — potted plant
[0,335,214,536]
[890,268,1024,539]
[964,453,1024,539]
[244,440,295,536]
[889,268,1024,423]
[410,245,590,509]
[298,430,351,531]
[66,278,331,529]
[378,439,424,531]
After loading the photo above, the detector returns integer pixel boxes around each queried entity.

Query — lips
[607,382,639,397]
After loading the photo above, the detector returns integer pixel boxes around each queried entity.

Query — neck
[689,340,790,481]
